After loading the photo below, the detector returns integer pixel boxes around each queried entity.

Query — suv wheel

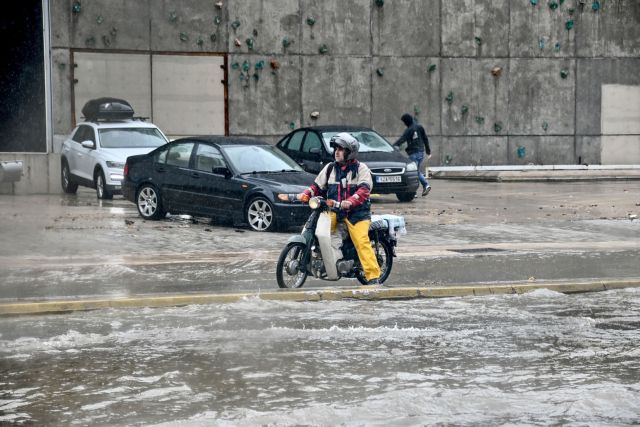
[61,160,78,193]
[137,184,165,220]
[95,170,113,200]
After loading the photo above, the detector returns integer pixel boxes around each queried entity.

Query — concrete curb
[429,165,640,182]
[2,279,639,316]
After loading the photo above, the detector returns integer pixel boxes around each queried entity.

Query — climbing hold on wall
[542,121,549,131]
[491,66,502,77]
[110,27,118,36]
[246,38,254,50]
[474,36,482,46]
[231,20,241,30]
[72,1,81,14]
[102,35,111,46]
[231,62,239,70]
[215,1,223,9]
[289,122,296,129]
[444,155,452,165]
[375,0,384,7]
[96,15,103,24]
[210,33,217,42]
[270,60,280,70]
[242,61,250,72]
[319,44,328,54]
[253,73,260,82]
[549,1,559,10]
[494,123,502,133]
[565,20,574,30]
[517,146,526,158]
[85,36,96,46]
[376,68,384,77]
[461,105,469,115]
[180,32,189,42]
[592,1,600,11]
[255,60,265,71]
[445,92,453,104]
[214,16,222,25]
[310,111,320,119]
[197,37,204,46]
[475,116,485,125]
[539,38,545,50]
[306,17,316,26]
[234,38,242,47]
[554,42,561,51]
[282,37,291,48]
[169,11,178,23]
[560,69,569,79]
[428,64,437,73]
[568,7,575,14]
[530,0,538,5]
[414,106,421,116]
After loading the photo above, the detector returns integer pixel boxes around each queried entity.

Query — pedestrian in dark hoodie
[393,113,431,196]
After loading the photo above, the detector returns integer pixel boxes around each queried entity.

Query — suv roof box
[82,97,134,121]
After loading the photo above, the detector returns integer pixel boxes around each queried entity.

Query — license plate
[376,175,401,183]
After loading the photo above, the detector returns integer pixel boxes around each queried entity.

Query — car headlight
[406,162,417,171]
[106,161,125,169]
[277,193,292,202]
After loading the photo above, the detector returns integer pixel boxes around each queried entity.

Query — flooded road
[2,288,639,425]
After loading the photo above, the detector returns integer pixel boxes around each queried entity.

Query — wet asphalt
[0,179,639,303]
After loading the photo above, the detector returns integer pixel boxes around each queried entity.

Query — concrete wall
[2,0,639,194]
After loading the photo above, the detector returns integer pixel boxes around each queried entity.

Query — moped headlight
[406,162,417,171]
[308,197,321,210]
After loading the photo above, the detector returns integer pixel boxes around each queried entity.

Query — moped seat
[369,219,387,231]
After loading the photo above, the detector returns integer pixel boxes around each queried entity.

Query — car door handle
[155,167,166,173]
[191,172,200,178]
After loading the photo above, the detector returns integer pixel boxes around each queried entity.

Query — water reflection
[1,288,639,425]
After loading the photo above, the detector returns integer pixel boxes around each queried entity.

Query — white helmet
[330,132,359,161]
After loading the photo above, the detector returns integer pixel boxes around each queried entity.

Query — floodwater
[2,288,639,426]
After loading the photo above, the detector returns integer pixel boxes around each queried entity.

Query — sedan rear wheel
[246,196,276,232]
[136,184,165,220]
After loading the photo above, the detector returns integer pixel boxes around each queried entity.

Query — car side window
[72,125,94,143]
[302,132,322,153]
[194,144,225,172]
[166,142,195,168]
[155,146,169,164]
[286,131,304,152]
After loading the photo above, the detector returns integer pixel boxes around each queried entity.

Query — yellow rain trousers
[328,211,381,282]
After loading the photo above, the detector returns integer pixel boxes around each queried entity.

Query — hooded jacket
[394,113,431,156]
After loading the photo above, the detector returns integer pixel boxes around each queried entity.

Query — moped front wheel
[276,242,309,288]
[356,238,394,285]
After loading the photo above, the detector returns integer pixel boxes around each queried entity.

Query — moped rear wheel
[276,242,308,288]
[356,238,393,285]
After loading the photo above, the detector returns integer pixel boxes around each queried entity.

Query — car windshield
[98,128,167,149]
[222,144,304,174]
[322,130,394,153]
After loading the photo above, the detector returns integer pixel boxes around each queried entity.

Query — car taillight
[123,162,129,177]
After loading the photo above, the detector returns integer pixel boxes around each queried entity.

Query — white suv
[61,100,168,199]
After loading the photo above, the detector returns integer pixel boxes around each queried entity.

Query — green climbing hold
[210,34,217,42]
[282,37,291,48]
[376,68,384,77]
[568,7,575,14]
[169,11,178,23]
[319,44,328,54]
[414,106,420,116]
[96,15,103,25]
[560,0,565,4]
[289,122,296,129]
[592,1,600,11]
[85,36,96,46]
[231,20,240,30]
[255,60,265,70]
[474,36,482,46]
[375,0,384,6]
[565,20,574,30]
[72,1,81,14]
[246,37,254,50]
[214,16,221,25]
[179,32,188,42]
[554,42,561,51]
[517,146,526,158]
[461,105,469,115]
[253,73,260,81]
[242,61,250,72]
[542,121,549,131]
[428,64,437,73]
[444,155,452,165]
[560,69,569,79]
[475,116,485,125]
[530,0,538,5]
[445,91,453,104]
[494,123,502,133]
[197,37,204,46]
[539,38,545,50]
[549,1,559,10]
[231,62,239,70]
[306,17,316,26]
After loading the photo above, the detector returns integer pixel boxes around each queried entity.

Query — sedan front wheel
[136,184,165,220]
[246,196,276,232]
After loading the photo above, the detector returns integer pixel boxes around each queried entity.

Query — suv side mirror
[81,140,96,149]
[212,166,232,178]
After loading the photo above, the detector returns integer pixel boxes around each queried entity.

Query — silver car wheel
[96,174,105,198]
[137,186,158,218]
[247,198,274,232]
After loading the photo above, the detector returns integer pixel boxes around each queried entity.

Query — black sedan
[123,136,315,232]
[276,125,420,202]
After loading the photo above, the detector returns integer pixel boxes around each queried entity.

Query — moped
[276,196,406,288]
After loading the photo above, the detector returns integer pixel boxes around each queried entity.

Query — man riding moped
[296,132,382,285]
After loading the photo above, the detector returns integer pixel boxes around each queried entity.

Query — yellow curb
[1,279,639,316]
